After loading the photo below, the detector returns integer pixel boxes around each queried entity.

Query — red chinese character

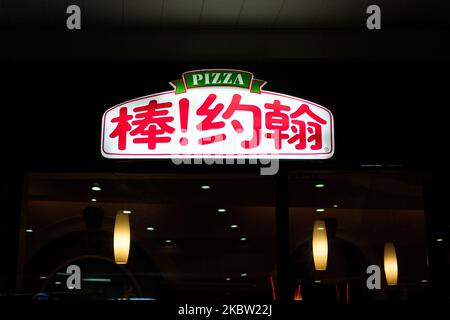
[196,94,226,145]
[130,100,175,150]
[222,94,261,149]
[264,100,291,150]
[288,104,327,150]
[109,107,133,150]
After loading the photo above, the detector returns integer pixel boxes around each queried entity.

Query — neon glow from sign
[101,69,334,159]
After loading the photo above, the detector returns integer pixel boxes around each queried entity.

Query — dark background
[1,0,450,316]
[1,60,449,170]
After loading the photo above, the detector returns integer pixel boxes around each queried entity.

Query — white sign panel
[101,69,334,159]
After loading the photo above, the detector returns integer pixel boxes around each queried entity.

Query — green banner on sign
[170,69,266,94]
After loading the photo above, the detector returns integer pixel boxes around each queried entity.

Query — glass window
[18,173,277,301]
[288,171,428,300]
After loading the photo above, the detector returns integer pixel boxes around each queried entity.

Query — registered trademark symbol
[324,147,329,152]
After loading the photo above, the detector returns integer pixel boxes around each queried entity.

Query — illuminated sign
[101,69,334,159]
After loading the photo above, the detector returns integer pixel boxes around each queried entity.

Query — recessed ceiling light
[225,277,231,281]
[91,198,97,202]
[241,273,247,277]
[436,238,444,242]
[146,227,155,231]
[315,184,325,188]
[91,186,101,191]
[315,208,325,213]
[55,281,62,285]
[26,229,33,233]
[201,185,210,190]
[317,227,325,231]
[240,237,247,241]
[82,278,112,283]
[421,279,428,283]
[165,239,172,244]
[361,164,383,168]
[230,224,238,229]
[123,210,132,214]
[333,204,338,208]
[40,276,47,280]
[217,208,226,213]
[314,280,321,283]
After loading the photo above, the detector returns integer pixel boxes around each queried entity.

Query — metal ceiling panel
[3,0,46,24]
[124,0,163,26]
[162,0,203,25]
[200,0,243,26]
[83,0,123,26]
[238,0,284,27]
[274,0,322,27]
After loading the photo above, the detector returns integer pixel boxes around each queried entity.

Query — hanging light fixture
[114,210,130,264]
[313,220,328,271]
[384,242,398,286]
[293,283,303,301]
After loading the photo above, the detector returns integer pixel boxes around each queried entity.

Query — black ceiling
[1,0,449,61]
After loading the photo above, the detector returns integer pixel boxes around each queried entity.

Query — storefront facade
[1,0,449,304]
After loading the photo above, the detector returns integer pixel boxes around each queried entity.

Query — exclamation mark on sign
[179,98,189,146]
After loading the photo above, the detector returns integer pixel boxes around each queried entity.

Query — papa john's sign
[101,69,334,159]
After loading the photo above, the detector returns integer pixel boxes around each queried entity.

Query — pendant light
[313,220,328,271]
[114,210,130,264]
[384,242,398,286]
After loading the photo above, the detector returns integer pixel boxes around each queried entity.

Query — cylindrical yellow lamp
[313,220,328,271]
[114,211,130,264]
[384,242,398,286]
